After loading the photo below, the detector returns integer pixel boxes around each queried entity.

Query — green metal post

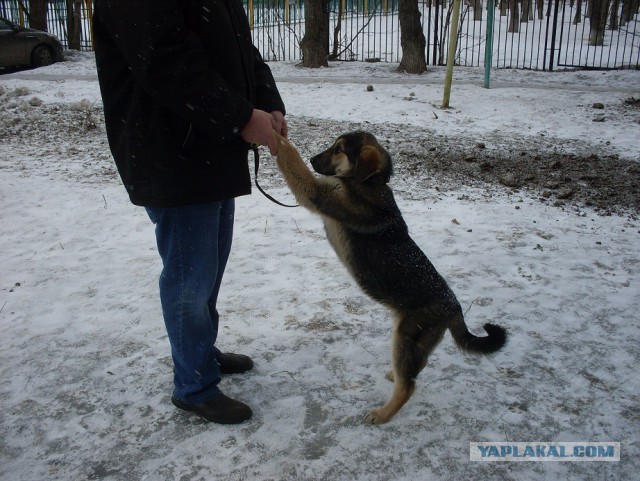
[484,0,495,89]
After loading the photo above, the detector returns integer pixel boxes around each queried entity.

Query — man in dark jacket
[93,0,287,424]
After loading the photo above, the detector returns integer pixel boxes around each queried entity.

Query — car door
[0,19,28,67]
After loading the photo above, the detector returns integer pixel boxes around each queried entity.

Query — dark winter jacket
[93,0,286,207]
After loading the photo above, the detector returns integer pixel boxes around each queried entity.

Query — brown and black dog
[274,131,507,424]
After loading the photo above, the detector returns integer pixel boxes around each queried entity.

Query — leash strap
[251,143,298,208]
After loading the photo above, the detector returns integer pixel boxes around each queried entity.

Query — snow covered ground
[1,53,639,480]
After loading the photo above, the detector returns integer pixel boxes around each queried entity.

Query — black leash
[251,143,298,208]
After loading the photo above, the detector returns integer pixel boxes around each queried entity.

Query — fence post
[484,0,494,88]
[442,0,462,108]
[548,0,561,71]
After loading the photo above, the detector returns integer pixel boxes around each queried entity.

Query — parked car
[0,17,64,70]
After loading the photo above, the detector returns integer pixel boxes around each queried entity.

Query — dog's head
[310,131,392,184]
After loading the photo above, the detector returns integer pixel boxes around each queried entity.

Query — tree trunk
[473,0,483,21]
[66,0,82,50]
[589,0,609,46]
[608,0,619,30]
[620,0,630,23]
[330,0,344,60]
[398,0,427,73]
[500,0,508,16]
[621,0,639,24]
[300,0,329,67]
[29,0,48,31]
[508,0,519,32]
[521,0,531,21]
[573,0,582,24]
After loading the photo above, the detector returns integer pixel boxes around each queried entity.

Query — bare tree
[398,0,427,73]
[330,0,344,60]
[508,0,520,32]
[521,0,533,20]
[573,0,583,24]
[29,0,47,31]
[329,9,377,61]
[536,0,544,19]
[300,0,330,67]
[473,0,483,21]
[589,0,610,46]
[66,0,82,50]
[500,0,508,16]
[609,0,620,30]
[13,0,47,30]
[621,0,640,25]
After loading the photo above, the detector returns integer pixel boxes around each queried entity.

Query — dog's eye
[334,146,342,154]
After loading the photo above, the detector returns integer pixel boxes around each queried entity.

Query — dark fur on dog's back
[275,130,507,424]
[348,223,506,353]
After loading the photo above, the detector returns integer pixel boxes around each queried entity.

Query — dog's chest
[322,217,353,266]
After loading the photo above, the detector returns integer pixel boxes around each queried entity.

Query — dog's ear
[355,145,384,182]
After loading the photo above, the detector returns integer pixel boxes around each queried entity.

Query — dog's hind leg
[364,310,447,424]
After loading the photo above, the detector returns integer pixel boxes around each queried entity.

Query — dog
[274,131,507,424]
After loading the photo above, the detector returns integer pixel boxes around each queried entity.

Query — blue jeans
[146,200,235,404]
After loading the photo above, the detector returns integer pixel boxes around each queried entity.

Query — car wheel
[32,45,54,67]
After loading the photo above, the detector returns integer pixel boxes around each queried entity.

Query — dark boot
[217,352,254,375]
[172,393,252,424]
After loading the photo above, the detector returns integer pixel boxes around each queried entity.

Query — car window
[0,19,15,31]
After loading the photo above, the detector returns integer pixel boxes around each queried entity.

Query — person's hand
[240,109,278,155]
[271,111,288,139]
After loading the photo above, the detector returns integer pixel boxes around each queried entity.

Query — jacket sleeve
[95,0,253,143]
[252,46,287,116]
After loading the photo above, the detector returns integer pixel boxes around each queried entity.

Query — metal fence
[250,0,640,69]
[1,0,638,70]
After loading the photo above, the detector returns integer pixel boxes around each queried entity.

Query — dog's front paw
[364,408,391,425]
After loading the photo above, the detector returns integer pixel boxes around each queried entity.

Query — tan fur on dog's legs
[364,323,416,424]
[274,131,322,212]
[365,311,446,424]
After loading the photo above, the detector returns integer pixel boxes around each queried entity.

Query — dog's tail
[449,311,507,354]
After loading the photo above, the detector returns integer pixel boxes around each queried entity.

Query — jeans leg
[208,199,235,359]
[146,201,233,404]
